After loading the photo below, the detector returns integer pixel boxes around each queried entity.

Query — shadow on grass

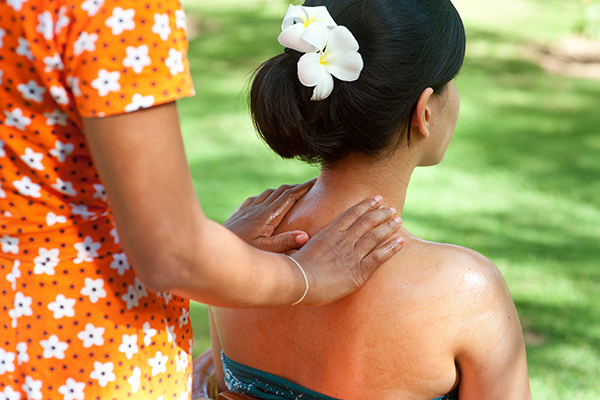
[180,6,600,395]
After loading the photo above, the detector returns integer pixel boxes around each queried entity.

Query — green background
[178,0,600,398]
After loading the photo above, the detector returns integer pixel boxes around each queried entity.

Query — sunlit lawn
[179,0,600,398]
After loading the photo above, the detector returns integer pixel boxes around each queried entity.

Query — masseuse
[0,0,403,399]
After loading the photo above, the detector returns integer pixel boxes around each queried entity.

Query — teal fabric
[221,351,459,400]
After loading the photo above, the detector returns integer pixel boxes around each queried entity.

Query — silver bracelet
[286,255,309,306]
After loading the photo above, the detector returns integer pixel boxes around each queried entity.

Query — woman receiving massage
[209,0,532,399]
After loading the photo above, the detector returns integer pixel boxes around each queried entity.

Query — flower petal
[301,21,330,51]
[310,6,337,28]
[278,24,312,53]
[323,51,363,82]
[281,5,308,30]
[298,52,325,87]
[323,26,359,56]
[311,72,334,101]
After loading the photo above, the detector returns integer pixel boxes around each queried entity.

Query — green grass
[179,1,600,398]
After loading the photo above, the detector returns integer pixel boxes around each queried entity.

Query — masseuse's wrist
[286,255,309,305]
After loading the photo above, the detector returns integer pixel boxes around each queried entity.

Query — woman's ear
[411,87,435,139]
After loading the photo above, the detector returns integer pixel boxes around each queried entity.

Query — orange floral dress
[0,0,196,398]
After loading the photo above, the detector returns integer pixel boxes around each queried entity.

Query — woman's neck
[282,149,418,234]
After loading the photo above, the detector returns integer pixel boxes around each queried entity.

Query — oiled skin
[210,82,531,400]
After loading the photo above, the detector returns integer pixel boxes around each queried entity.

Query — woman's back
[211,189,525,399]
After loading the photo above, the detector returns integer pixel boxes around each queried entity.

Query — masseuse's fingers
[224,179,316,253]
[291,195,403,305]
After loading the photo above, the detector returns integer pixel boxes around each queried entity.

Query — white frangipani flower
[142,321,157,346]
[128,366,141,393]
[148,351,168,376]
[22,376,43,400]
[50,85,70,105]
[118,334,139,359]
[73,235,101,262]
[16,342,29,365]
[13,176,41,198]
[6,260,21,291]
[297,25,363,101]
[91,69,121,97]
[17,80,46,103]
[47,294,76,319]
[0,348,16,374]
[16,37,34,61]
[44,109,69,127]
[51,178,78,196]
[278,5,337,53]
[1,235,19,255]
[105,7,135,35]
[43,52,64,72]
[37,11,55,41]
[81,0,104,17]
[33,247,60,275]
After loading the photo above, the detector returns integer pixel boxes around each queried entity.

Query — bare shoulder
[398,235,513,311]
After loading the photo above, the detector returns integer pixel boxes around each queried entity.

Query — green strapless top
[221,351,458,400]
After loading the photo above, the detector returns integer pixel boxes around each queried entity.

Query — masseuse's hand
[224,179,316,254]
[292,195,404,305]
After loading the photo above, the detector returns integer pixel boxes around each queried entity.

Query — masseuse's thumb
[257,231,309,254]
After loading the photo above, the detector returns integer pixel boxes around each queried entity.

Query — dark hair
[250,0,466,166]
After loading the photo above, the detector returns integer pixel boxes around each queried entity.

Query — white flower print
[33,247,60,275]
[8,308,18,328]
[134,277,148,298]
[89,361,115,388]
[70,204,96,221]
[50,86,70,105]
[148,351,168,376]
[122,44,151,74]
[188,338,193,354]
[81,0,104,17]
[77,323,105,348]
[51,178,77,197]
[110,226,120,244]
[0,385,21,400]
[37,11,54,41]
[0,186,5,199]
[121,284,140,310]
[1,235,19,254]
[143,322,157,346]
[16,342,29,365]
[4,108,32,131]
[13,176,41,198]
[0,348,16,375]
[43,52,64,72]
[152,13,171,41]
[66,76,81,97]
[0,28,5,48]
[110,252,130,275]
[175,351,189,372]
[118,334,139,360]
[44,109,68,127]
[178,308,190,328]
[127,366,141,393]
[17,80,46,103]
[49,140,74,162]
[91,69,121,97]
[47,294,76,319]
[80,277,107,304]
[165,48,184,76]
[73,236,101,263]
[58,378,85,400]
[40,334,69,359]
[124,93,155,113]
[162,291,172,305]
[7,0,28,12]
[46,212,68,226]
[92,184,107,201]
[175,9,187,32]
[106,7,136,35]
[22,376,43,400]
[6,260,21,291]
[55,6,70,35]
[73,31,98,56]
[165,322,176,343]
[19,148,44,171]
[16,37,34,61]
[13,292,33,319]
